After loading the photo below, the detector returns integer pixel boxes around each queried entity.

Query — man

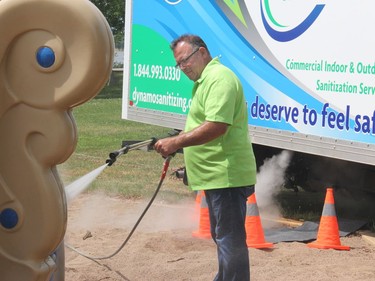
[154,34,257,281]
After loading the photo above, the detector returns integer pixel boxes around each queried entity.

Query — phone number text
[133,64,181,81]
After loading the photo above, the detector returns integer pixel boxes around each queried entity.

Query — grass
[57,98,191,203]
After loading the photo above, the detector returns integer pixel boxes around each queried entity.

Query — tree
[90,0,125,48]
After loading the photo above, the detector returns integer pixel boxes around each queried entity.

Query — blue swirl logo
[261,0,325,42]
[164,0,183,5]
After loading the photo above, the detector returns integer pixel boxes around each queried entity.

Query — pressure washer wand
[106,138,157,166]
[105,130,181,166]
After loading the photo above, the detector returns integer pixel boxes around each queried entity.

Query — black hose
[65,156,173,261]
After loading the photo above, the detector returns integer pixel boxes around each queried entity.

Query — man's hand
[154,137,179,158]
[154,121,227,158]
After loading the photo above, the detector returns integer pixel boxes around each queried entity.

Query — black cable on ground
[65,156,173,261]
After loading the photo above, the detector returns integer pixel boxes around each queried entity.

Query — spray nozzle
[106,146,129,166]
[105,157,116,166]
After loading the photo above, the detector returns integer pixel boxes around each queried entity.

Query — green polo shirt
[184,57,257,190]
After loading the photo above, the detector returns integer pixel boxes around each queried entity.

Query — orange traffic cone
[307,187,350,250]
[194,190,202,214]
[245,193,273,249]
[192,190,211,239]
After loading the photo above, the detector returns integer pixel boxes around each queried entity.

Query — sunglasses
[175,48,199,69]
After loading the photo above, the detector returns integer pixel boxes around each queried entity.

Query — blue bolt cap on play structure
[36,46,55,68]
[0,208,19,229]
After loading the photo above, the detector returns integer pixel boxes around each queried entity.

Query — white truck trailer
[121,0,375,197]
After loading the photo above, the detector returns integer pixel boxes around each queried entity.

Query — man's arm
[154,121,227,157]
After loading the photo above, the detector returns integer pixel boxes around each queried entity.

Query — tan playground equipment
[0,0,114,280]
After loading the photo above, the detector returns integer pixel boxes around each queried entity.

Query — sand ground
[64,193,375,281]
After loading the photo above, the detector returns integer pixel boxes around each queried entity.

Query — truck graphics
[123,0,375,165]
